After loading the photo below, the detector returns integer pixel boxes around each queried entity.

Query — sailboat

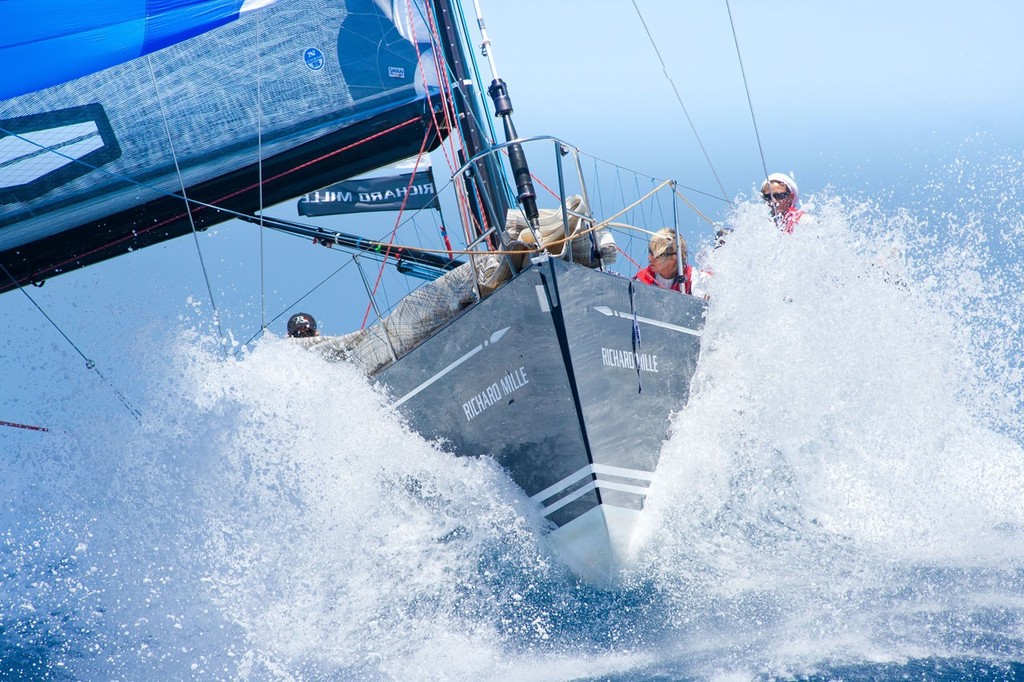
[0,0,707,585]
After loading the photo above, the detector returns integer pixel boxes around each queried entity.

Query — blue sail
[0,0,445,291]
[0,0,282,101]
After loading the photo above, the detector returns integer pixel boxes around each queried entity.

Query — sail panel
[0,0,444,291]
[0,0,284,101]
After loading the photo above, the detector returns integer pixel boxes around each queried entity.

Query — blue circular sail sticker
[304,48,324,71]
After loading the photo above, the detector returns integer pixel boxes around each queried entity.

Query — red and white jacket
[633,264,711,300]
[775,207,805,234]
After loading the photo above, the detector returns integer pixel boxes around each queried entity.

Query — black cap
[287,312,317,338]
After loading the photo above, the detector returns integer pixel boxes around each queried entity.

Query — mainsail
[0,0,446,292]
[0,0,283,100]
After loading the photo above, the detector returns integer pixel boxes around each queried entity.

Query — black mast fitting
[487,78,540,227]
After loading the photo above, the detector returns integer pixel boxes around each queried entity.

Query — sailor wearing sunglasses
[760,172,806,233]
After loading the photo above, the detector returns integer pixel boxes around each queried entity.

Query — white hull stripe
[539,480,650,516]
[392,327,510,408]
[531,463,654,505]
[593,306,702,337]
[535,285,551,312]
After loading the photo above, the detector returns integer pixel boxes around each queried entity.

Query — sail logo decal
[303,47,324,70]
[593,306,701,337]
[462,366,529,422]
[531,463,653,517]
[297,170,439,216]
[0,103,121,205]
[601,347,659,373]
[392,327,510,408]
[388,67,406,79]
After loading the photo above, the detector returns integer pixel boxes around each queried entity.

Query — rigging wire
[256,11,268,335]
[442,35,502,234]
[0,114,428,293]
[359,126,438,328]
[232,259,355,355]
[411,0,477,243]
[1,109,427,356]
[469,0,499,82]
[461,0,502,146]
[578,147,732,206]
[412,3,462,164]
[419,0,518,231]
[1,263,142,423]
[630,0,728,200]
[146,55,228,356]
[724,0,770,183]
[673,186,721,227]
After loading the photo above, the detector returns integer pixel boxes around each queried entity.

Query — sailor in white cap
[760,172,804,233]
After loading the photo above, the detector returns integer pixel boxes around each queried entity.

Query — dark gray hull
[376,255,706,584]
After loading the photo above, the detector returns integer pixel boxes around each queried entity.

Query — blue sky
[2,0,1023,430]
[484,0,1024,204]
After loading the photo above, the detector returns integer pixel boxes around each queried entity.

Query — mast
[429,0,508,236]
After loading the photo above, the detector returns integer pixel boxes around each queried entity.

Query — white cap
[762,172,799,203]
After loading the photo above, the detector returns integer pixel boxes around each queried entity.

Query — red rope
[416,0,483,244]
[359,124,437,327]
[354,0,485,330]
[618,246,642,272]
[14,116,428,287]
[0,419,48,432]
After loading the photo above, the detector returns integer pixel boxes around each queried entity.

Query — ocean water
[3,158,1024,680]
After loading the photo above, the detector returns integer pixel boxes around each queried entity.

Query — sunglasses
[649,250,676,258]
[292,326,316,338]
[762,191,791,202]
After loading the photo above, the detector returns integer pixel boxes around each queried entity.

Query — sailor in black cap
[286,312,318,338]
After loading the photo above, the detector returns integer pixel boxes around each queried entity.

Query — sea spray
[2,329,674,680]
[3,152,1024,680]
[140,336,571,678]
[635,183,1024,678]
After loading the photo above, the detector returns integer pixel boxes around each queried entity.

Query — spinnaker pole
[235,213,462,278]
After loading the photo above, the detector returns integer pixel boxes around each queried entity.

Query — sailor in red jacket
[634,228,706,297]
[761,172,805,233]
